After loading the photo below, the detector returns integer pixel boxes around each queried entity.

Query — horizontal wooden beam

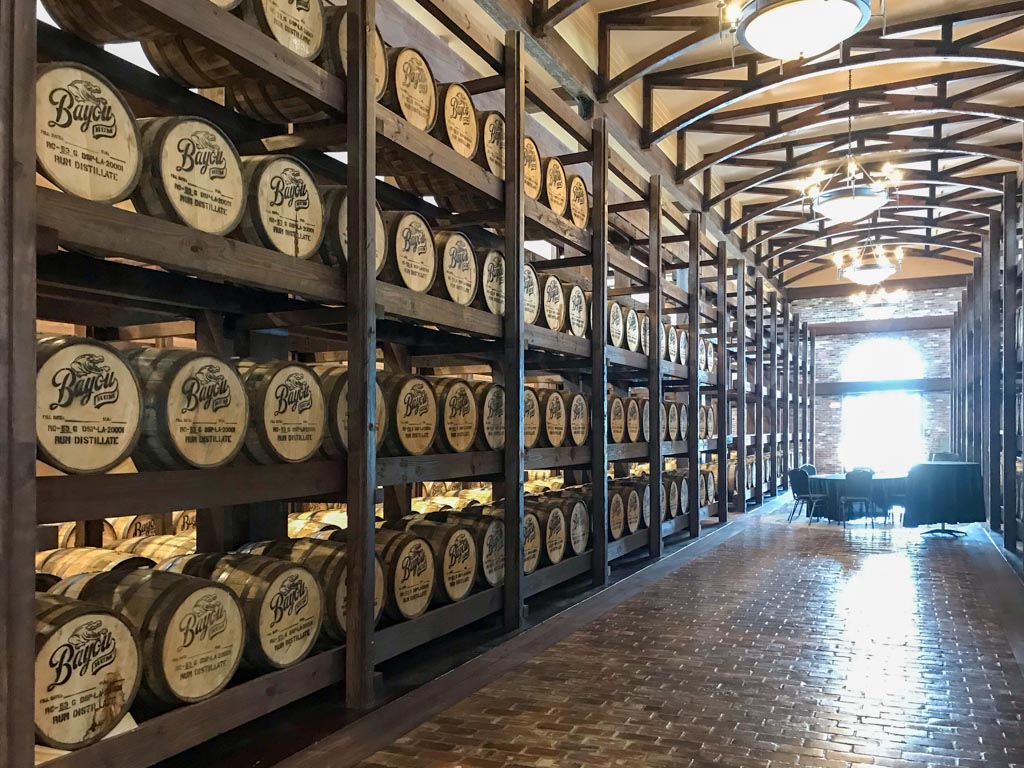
[816,377,951,396]
[788,274,968,299]
[809,316,954,336]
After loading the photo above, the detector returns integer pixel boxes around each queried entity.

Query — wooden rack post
[647,176,663,558]
[983,213,1003,531]
[503,29,526,630]
[754,277,765,503]
[800,321,809,467]
[808,331,815,467]
[686,214,702,533]
[781,300,791,487]
[735,263,747,506]
[968,263,981,465]
[1002,172,1020,549]
[1,0,36,765]
[345,0,379,710]
[791,311,800,469]
[591,118,610,585]
[716,242,729,521]
[768,291,779,493]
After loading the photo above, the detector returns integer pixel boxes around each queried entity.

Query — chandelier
[800,72,902,225]
[832,243,904,286]
[720,0,873,62]
[850,287,909,307]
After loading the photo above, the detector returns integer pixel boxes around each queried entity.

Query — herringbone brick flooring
[355,513,1024,767]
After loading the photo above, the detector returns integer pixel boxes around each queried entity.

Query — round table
[807,473,907,522]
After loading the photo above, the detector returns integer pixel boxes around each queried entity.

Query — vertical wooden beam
[984,214,1003,531]
[647,176,663,557]
[967,268,979,464]
[800,321,809,467]
[686,213,701,535]
[1,0,36,766]
[716,242,729,522]
[345,0,378,710]
[590,118,609,584]
[754,277,765,503]
[1003,173,1019,549]
[503,30,526,628]
[768,291,779,493]
[781,300,791,487]
[735,262,747,508]
[808,331,815,466]
[791,312,801,469]
[951,308,958,454]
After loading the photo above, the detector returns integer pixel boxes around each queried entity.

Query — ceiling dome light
[736,0,871,61]
[812,185,889,225]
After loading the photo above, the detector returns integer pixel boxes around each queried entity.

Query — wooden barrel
[539,157,568,216]
[143,34,244,90]
[236,360,325,464]
[109,534,197,560]
[607,488,625,540]
[380,210,437,294]
[373,530,435,620]
[431,231,479,306]
[287,518,344,540]
[241,0,326,60]
[640,399,651,443]
[523,387,541,450]
[440,511,504,587]
[639,313,650,356]
[479,505,540,575]
[679,476,689,514]
[679,405,688,441]
[705,469,717,504]
[608,395,626,444]
[125,348,248,470]
[432,378,478,454]
[563,494,590,555]
[659,322,668,361]
[538,390,568,448]
[523,137,542,200]
[697,405,708,439]
[36,335,143,475]
[475,249,505,316]
[659,402,668,442]
[665,477,679,519]
[378,372,438,456]
[667,402,680,441]
[705,341,717,373]
[472,382,505,451]
[613,484,642,534]
[431,83,478,159]
[567,174,589,229]
[664,325,677,363]
[403,521,477,603]
[540,274,566,332]
[475,111,505,179]
[624,307,641,353]
[36,571,62,591]
[36,548,155,579]
[678,329,688,366]
[41,0,215,43]
[33,593,142,750]
[108,514,173,540]
[607,301,624,348]
[705,402,717,439]
[50,569,245,707]
[320,7,388,100]
[566,284,588,338]
[526,500,566,566]
[234,156,324,259]
[132,116,246,237]
[158,553,322,669]
[697,338,709,371]
[57,520,117,548]
[319,188,387,272]
[35,63,142,205]
[382,47,437,132]
[523,263,541,325]
[567,392,589,447]
[727,460,741,494]
[626,397,642,444]
[238,538,384,641]
[314,364,387,457]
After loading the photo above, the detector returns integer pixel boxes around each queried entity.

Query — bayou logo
[48,79,116,139]
[269,575,309,627]
[401,222,429,255]
[524,520,537,544]
[570,290,585,321]
[178,594,228,650]
[181,364,232,414]
[487,118,504,151]
[48,620,117,691]
[486,525,503,559]
[486,391,504,421]
[486,255,504,284]
[609,311,623,338]
[176,130,228,180]
[274,372,313,416]
[127,518,159,538]
[447,534,472,568]
[401,542,429,581]
[548,395,563,422]
[403,384,430,418]
[448,388,471,420]
[548,163,565,190]
[401,58,430,94]
[545,279,561,306]
[523,394,535,421]
[50,353,120,410]
[524,145,539,174]
[549,514,562,536]
[448,240,471,273]
[572,397,585,425]
[571,179,587,207]
[448,92,472,125]
[268,167,310,210]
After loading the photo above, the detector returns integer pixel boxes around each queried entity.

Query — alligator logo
[48,78,117,139]
[50,353,120,410]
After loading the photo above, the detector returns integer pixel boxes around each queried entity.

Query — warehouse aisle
[323,510,1024,768]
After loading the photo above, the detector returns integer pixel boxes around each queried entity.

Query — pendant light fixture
[721,0,873,62]
[832,240,904,287]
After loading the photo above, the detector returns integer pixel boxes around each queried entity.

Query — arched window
[841,337,924,382]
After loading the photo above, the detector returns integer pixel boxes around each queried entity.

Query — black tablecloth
[808,474,907,522]
[902,462,986,528]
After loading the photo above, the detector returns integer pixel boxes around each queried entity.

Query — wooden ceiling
[536,0,1024,286]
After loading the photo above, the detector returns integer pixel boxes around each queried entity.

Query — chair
[787,469,827,523]
[800,463,817,476]
[840,469,881,528]
[929,452,960,462]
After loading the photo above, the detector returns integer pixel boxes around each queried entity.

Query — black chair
[840,469,880,528]
[800,463,817,476]
[788,468,827,523]
[929,452,960,462]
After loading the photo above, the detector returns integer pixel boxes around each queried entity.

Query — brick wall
[792,288,958,473]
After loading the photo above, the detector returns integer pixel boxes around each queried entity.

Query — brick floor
[353,513,1024,768]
